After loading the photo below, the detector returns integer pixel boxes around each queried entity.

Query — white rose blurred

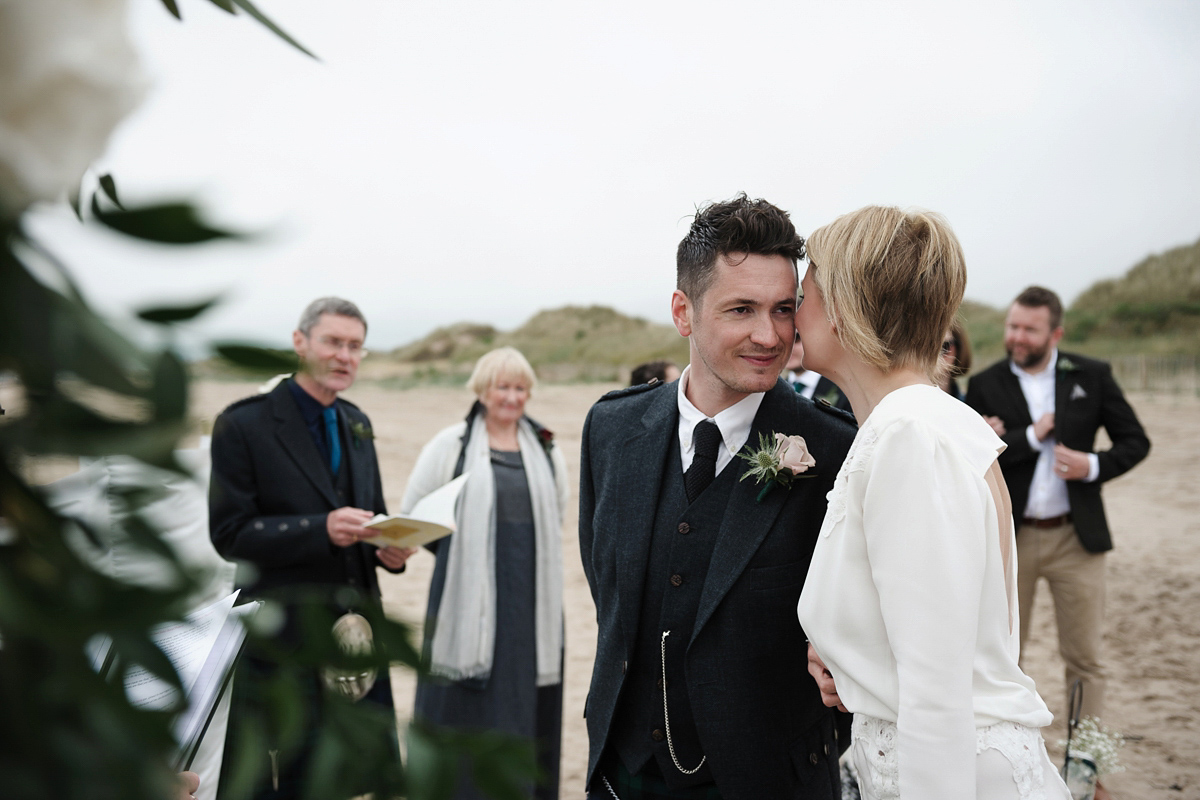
[0,0,146,218]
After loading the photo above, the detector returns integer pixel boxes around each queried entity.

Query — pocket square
[1070,384,1087,400]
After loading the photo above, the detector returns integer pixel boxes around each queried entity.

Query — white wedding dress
[797,385,1070,800]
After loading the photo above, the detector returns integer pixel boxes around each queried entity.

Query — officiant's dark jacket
[965,351,1149,553]
[579,377,855,800]
[208,378,398,613]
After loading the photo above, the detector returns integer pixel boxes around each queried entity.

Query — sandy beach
[183,380,1199,798]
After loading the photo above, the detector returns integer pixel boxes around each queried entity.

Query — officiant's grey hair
[297,297,368,336]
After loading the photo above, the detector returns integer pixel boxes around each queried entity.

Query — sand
[182,381,1200,798]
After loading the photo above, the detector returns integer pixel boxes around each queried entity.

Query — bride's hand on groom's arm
[807,643,848,713]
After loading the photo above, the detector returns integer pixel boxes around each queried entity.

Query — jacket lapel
[615,388,677,647]
[998,366,1034,427]
[1054,353,1071,427]
[691,383,790,644]
[269,383,341,509]
[342,410,374,510]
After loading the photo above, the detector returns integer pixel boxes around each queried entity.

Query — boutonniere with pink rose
[738,432,817,502]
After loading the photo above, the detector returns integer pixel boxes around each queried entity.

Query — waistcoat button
[651,729,665,742]
[677,522,690,535]
[669,574,683,587]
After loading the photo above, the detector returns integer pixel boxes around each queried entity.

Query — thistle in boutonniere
[1058,356,1079,372]
[350,421,374,447]
[738,432,817,502]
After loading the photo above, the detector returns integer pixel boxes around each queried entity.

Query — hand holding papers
[362,472,468,550]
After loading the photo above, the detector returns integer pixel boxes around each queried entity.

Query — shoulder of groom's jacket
[595,378,670,405]
[813,397,857,430]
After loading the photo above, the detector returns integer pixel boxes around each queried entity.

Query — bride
[795,206,1070,799]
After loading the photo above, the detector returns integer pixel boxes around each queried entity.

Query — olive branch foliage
[0,3,536,799]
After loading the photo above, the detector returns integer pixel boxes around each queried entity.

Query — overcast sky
[24,0,1200,351]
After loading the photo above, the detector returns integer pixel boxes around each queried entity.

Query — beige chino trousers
[1016,521,1108,721]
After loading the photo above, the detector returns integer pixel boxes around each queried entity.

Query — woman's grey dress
[414,449,563,800]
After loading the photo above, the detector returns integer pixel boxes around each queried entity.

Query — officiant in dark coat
[579,195,855,800]
[209,297,412,800]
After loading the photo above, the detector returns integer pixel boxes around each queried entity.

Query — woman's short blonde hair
[466,347,538,398]
[806,206,966,382]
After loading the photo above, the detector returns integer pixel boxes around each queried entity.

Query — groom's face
[672,252,797,413]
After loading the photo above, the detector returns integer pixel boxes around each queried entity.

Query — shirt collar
[287,376,336,425]
[1009,348,1059,381]
[676,365,765,459]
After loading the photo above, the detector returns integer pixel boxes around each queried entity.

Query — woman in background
[795,206,1069,799]
[940,317,973,400]
[402,347,568,800]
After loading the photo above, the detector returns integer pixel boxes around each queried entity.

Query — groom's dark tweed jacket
[579,378,856,800]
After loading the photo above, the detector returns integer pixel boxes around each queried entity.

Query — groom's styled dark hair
[676,192,806,306]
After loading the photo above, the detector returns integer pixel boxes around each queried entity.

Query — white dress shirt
[798,385,1052,799]
[1010,350,1099,520]
[675,365,764,477]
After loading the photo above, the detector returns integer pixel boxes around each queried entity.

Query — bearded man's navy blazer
[579,377,856,800]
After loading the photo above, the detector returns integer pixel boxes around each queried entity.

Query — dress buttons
[300,518,309,528]
[677,522,690,535]
[669,574,683,587]
[809,752,819,766]
[254,521,264,530]
[651,729,665,742]
[656,677,665,689]
[278,523,288,532]
[824,743,829,756]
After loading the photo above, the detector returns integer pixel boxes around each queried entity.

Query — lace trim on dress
[821,424,878,537]
[851,715,900,798]
[851,716,1048,800]
[978,720,1046,799]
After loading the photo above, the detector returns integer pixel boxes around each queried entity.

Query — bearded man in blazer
[965,286,1149,737]
[579,195,856,800]
[209,297,412,799]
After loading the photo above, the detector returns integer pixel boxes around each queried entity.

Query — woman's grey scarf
[428,413,564,686]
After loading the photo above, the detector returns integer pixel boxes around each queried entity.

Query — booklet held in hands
[363,472,468,549]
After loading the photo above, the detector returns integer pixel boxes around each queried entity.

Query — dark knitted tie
[684,419,722,503]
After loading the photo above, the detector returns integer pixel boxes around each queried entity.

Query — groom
[579,194,856,799]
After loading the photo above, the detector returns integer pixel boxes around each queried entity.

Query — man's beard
[1007,343,1049,370]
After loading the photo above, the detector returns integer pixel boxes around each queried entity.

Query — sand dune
[187,381,1199,798]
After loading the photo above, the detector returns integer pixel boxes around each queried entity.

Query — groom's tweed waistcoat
[612,433,738,789]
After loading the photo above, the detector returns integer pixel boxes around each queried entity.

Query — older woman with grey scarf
[401,347,568,800]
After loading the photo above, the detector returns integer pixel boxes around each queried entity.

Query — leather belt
[1022,514,1072,529]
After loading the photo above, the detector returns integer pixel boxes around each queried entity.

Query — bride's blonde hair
[806,206,966,383]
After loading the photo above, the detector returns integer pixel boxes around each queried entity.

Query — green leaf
[69,178,84,221]
[90,196,243,245]
[230,0,318,59]
[159,0,182,18]
[206,0,236,12]
[98,175,123,209]
[405,722,458,800]
[136,296,221,325]
[214,343,296,373]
